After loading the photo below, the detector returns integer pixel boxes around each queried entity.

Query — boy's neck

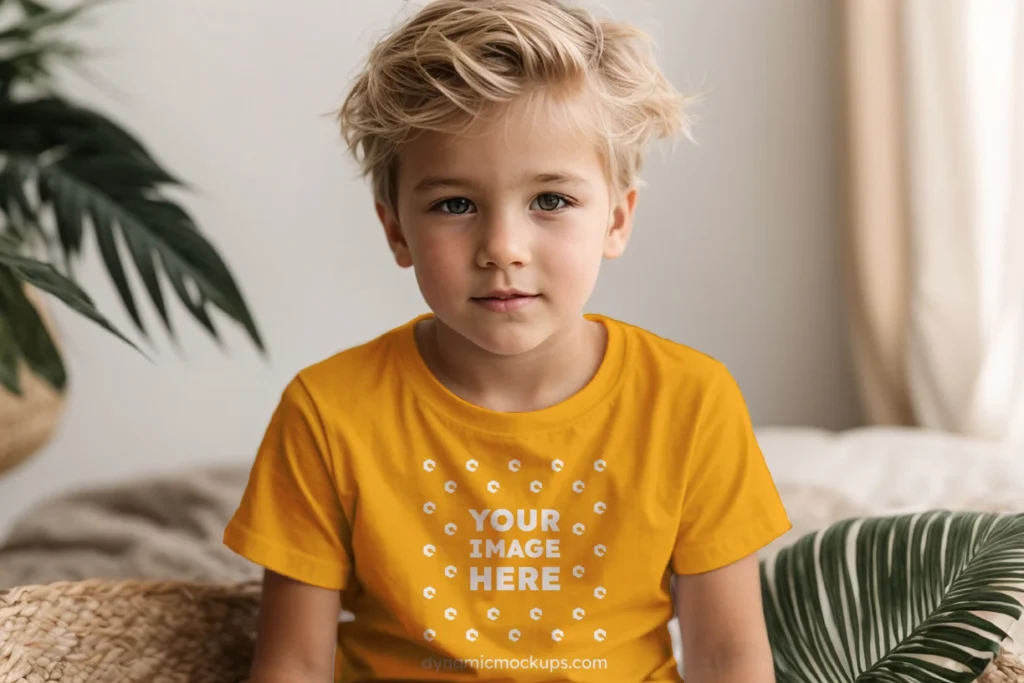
[415,316,607,414]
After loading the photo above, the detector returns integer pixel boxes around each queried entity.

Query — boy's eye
[531,193,569,212]
[436,197,474,215]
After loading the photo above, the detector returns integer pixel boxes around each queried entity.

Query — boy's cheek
[538,239,603,278]
[412,258,470,307]
[414,238,467,275]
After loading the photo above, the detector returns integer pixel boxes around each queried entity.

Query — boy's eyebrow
[411,172,590,194]
[531,172,591,186]
[411,176,475,194]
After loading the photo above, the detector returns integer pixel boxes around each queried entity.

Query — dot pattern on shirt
[419,456,610,644]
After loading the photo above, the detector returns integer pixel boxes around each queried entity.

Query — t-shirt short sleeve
[223,375,353,591]
[671,366,792,575]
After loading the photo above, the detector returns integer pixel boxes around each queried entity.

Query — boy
[223,0,791,681]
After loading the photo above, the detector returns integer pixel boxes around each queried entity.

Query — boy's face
[377,93,637,357]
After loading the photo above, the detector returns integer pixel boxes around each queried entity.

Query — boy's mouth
[474,289,538,300]
[471,290,540,313]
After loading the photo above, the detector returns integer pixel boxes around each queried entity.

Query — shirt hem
[671,512,793,575]
[222,521,350,591]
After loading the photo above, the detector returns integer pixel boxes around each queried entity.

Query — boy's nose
[475,215,531,269]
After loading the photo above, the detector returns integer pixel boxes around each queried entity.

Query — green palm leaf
[0,264,65,395]
[0,0,98,98]
[762,510,1024,683]
[0,97,264,352]
[0,236,141,395]
[0,1,264,396]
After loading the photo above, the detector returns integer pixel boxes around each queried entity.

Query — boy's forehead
[399,94,604,186]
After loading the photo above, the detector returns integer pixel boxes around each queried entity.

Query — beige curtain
[840,0,1024,443]
[839,0,914,427]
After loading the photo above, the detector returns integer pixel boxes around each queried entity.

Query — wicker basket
[0,579,261,683]
[0,289,65,479]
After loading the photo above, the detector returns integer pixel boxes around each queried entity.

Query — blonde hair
[337,0,695,207]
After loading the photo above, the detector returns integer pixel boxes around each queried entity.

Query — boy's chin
[446,317,558,358]
[464,326,551,357]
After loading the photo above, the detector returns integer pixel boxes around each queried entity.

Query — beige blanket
[0,465,260,590]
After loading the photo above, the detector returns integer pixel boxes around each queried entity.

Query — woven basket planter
[0,289,65,479]
[0,579,261,683]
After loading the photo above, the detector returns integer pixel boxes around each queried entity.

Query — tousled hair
[337,0,695,207]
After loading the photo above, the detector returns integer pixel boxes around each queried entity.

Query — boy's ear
[604,187,638,260]
[376,201,414,268]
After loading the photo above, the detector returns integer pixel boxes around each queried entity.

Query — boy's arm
[674,554,777,683]
[248,569,341,683]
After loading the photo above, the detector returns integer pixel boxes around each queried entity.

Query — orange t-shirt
[223,313,791,681]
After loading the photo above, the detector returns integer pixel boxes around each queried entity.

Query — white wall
[0,0,860,533]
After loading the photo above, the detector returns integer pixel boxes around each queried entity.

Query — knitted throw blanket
[0,465,259,590]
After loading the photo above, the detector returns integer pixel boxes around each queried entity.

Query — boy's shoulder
[602,314,734,384]
[282,315,418,412]
[604,315,754,420]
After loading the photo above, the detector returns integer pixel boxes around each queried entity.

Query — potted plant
[0,0,263,473]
